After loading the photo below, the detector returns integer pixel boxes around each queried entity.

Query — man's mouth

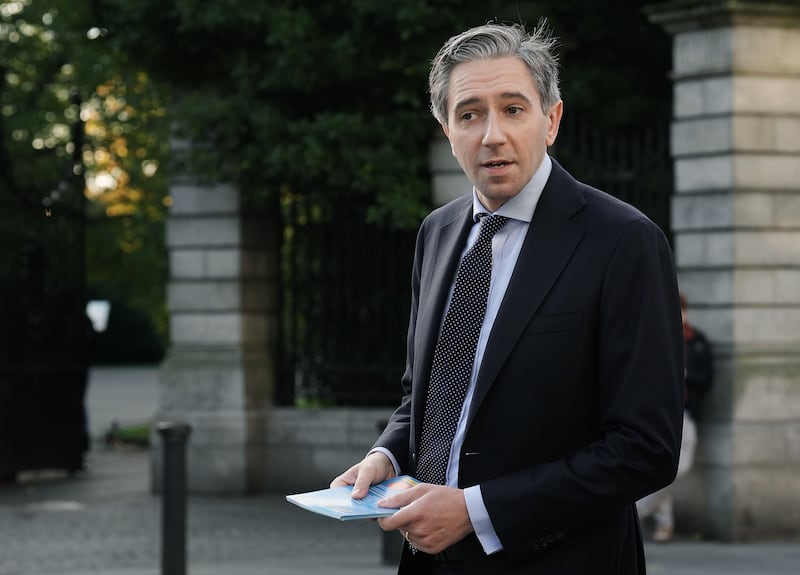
[484,161,510,168]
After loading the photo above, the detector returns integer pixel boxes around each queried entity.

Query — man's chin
[476,184,523,210]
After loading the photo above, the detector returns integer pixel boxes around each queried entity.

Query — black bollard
[157,421,192,575]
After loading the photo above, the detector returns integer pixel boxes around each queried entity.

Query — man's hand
[378,483,474,555]
[330,452,395,499]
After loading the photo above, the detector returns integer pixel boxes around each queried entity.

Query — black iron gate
[277,118,672,407]
[277,192,416,407]
[0,97,90,479]
[552,116,673,240]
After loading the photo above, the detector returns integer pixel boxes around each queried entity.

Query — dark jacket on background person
[684,324,713,420]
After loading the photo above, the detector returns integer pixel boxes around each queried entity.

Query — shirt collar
[471,154,552,223]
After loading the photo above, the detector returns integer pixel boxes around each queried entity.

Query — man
[332,21,684,574]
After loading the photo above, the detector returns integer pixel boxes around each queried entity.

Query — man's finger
[330,466,358,489]
[351,472,373,499]
[379,482,426,508]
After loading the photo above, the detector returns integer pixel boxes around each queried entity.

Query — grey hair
[429,21,561,125]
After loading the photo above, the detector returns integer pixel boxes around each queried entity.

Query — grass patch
[105,422,151,447]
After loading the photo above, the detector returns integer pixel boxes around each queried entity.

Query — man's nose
[482,112,507,146]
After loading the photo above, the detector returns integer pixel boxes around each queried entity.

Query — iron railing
[277,118,672,406]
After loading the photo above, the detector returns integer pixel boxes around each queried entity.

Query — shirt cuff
[367,447,401,478]
[464,485,503,555]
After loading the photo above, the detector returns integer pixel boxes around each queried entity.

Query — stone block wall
[155,176,279,494]
[650,0,800,540]
[262,407,394,493]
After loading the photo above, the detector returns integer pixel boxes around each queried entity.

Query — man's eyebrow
[453,97,481,114]
[453,92,533,114]
[499,91,533,105]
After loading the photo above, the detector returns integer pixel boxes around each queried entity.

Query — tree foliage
[1,0,86,196]
[3,0,671,362]
[93,0,670,228]
[1,0,170,351]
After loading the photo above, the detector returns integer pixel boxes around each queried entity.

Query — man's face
[442,56,562,212]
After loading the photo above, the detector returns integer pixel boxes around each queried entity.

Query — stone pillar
[154,140,279,493]
[648,1,800,540]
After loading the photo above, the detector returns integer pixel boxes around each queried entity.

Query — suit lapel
[467,161,587,426]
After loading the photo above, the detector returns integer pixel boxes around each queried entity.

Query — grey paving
[0,367,798,575]
[0,448,396,575]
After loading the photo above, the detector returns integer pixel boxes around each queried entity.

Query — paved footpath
[0,447,397,575]
[0,366,798,574]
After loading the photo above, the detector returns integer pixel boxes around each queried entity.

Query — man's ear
[441,123,455,156]
[546,100,564,147]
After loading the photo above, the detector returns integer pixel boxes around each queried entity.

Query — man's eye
[461,112,474,121]
[507,106,522,115]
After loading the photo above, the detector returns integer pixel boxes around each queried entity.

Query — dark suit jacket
[375,159,684,574]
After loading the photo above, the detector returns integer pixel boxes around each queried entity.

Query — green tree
[1,0,170,359]
[81,69,171,358]
[1,0,85,197]
[4,0,671,365]
[95,0,670,228]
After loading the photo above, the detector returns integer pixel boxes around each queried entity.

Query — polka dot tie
[416,214,509,485]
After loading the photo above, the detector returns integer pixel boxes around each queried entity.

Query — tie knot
[477,214,509,240]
